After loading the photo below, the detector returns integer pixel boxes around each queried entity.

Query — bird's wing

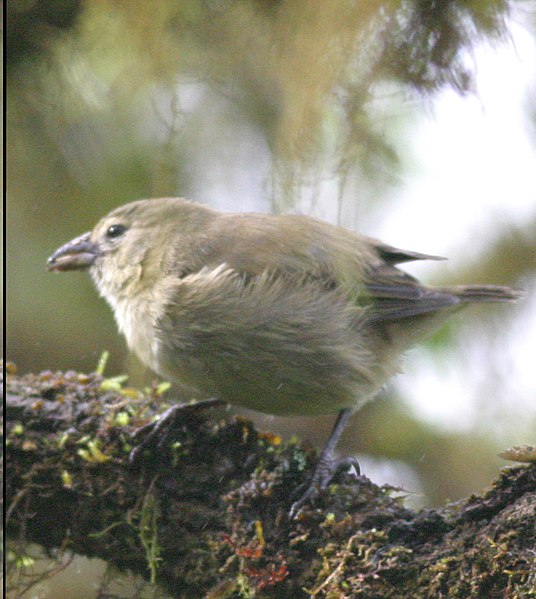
[362,259,460,322]
[181,213,456,321]
[182,213,372,283]
[373,242,445,265]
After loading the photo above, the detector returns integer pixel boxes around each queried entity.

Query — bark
[5,366,536,598]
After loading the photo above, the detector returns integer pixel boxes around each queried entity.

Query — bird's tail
[445,285,523,304]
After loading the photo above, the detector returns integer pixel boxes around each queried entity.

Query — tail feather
[366,283,522,322]
[446,285,523,303]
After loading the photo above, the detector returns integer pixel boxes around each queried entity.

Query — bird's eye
[106,224,127,239]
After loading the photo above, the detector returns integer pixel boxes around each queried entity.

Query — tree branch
[5,367,535,598]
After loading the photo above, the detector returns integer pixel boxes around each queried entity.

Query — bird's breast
[111,294,163,373]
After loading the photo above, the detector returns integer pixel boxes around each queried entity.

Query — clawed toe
[128,398,225,465]
[129,404,181,464]
[289,453,360,519]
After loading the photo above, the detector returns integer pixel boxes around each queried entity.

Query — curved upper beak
[47,232,100,272]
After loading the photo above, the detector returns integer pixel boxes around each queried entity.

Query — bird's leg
[289,408,360,518]
[129,397,225,464]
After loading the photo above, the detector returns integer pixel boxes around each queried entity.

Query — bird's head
[47,197,215,304]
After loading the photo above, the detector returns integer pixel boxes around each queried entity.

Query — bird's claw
[289,454,360,519]
[129,404,183,465]
[128,398,225,465]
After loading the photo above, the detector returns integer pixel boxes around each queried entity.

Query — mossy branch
[5,366,536,598]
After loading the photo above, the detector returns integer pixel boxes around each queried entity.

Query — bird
[47,197,521,515]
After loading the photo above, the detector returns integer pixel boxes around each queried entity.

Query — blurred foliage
[6,0,535,525]
[8,0,512,208]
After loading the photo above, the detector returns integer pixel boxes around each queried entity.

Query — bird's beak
[47,232,100,272]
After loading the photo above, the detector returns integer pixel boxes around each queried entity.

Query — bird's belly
[154,339,381,416]
[144,274,398,417]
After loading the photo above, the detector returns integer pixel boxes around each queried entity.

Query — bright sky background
[373,16,536,436]
[375,17,536,257]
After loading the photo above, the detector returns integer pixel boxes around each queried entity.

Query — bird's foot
[289,453,360,519]
[129,398,225,465]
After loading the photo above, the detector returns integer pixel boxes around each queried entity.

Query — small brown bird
[47,198,521,514]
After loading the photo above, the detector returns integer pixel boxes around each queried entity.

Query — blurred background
[6,0,536,595]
